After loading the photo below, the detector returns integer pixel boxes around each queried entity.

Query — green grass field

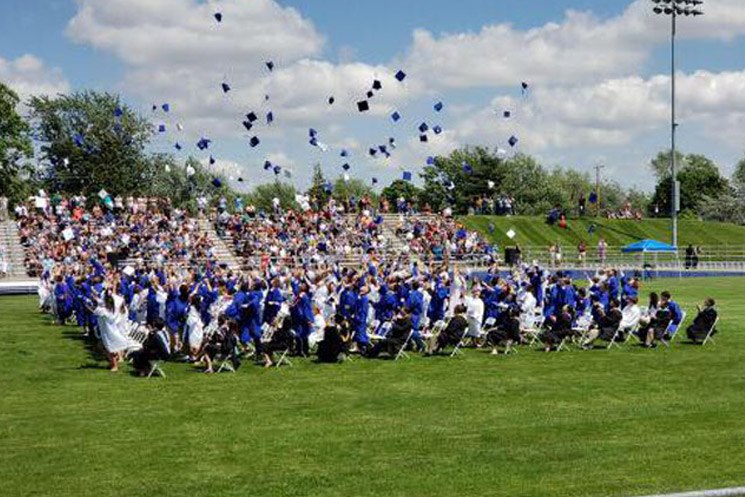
[461,215,745,248]
[1,278,744,497]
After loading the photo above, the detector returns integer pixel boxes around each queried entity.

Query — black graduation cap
[273,165,281,175]
[309,128,318,137]
[368,148,377,157]
[357,100,370,112]
[433,125,443,135]
[372,80,382,90]
[209,155,216,165]
[264,160,272,170]
[418,122,429,133]
[221,82,231,93]
[212,178,222,187]
[395,70,406,82]
[174,143,182,150]
[372,177,378,185]
[342,163,351,171]
[508,135,518,147]
[237,177,244,182]
[214,12,222,23]
[242,121,253,131]
[434,101,443,112]
[391,111,401,122]
[328,96,335,105]
[503,110,511,118]
[266,61,275,72]
[378,145,388,154]
[246,112,258,123]
[419,134,428,143]
[249,136,260,148]
[151,104,157,112]
[196,137,211,150]
[266,111,274,124]
[366,90,374,98]
[521,81,529,90]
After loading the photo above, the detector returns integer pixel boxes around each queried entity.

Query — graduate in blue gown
[405,281,425,351]
[53,275,73,324]
[353,286,371,352]
[263,278,284,325]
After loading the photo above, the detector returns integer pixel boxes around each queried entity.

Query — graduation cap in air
[266,111,274,124]
[503,111,511,118]
[508,135,519,147]
[402,171,412,181]
[73,134,85,147]
[395,70,407,82]
[426,156,436,166]
[372,79,382,91]
[391,111,401,122]
[209,155,216,165]
[284,170,292,179]
[162,103,170,113]
[237,177,244,182]
[340,149,349,157]
[309,137,318,147]
[434,101,444,112]
[273,165,281,175]
[372,177,378,185]
[221,82,231,93]
[462,162,473,174]
[176,123,184,131]
[246,112,258,123]
[264,160,272,171]
[342,163,351,171]
[242,121,253,131]
[158,124,166,133]
[328,96,335,105]
[433,125,443,135]
[357,100,370,112]
[368,148,377,157]
[151,104,157,112]
[419,134,428,143]
[418,122,429,133]
[309,128,318,138]
[487,180,495,189]
[324,181,333,193]
[446,181,456,191]
[214,12,222,23]
[266,61,275,72]
[366,90,374,99]
[521,81,529,90]
[249,136,260,148]
[114,107,123,118]
[174,143,182,150]
[589,192,598,204]
[196,137,211,150]
[212,178,222,188]
[388,137,396,148]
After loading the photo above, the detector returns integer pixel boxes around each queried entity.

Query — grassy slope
[1,278,745,497]
[462,215,745,248]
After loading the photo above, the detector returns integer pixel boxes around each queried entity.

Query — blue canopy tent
[622,239,680,279]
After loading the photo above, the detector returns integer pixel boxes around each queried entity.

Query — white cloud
[0,54,70,102]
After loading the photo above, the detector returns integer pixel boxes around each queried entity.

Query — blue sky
[2,0,745,192]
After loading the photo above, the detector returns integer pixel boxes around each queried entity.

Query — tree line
[1,84,743,223]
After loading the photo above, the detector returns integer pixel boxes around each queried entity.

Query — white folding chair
[662,311,687,348]
[395,329,415,361]
[147,361,166,378]
[450,328,470,358]
[702,317,720,346]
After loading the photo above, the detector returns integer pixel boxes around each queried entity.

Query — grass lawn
[461,215,745,249]
[1,278,744,497]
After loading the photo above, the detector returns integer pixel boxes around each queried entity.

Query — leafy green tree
[648,149,686,181]
[246,181,298,212]
[331,176,374,205]
[733,155,745,186]
[651,153,729,215]
[27,91,153,197]
[0,83,34,204]
[145,156,232,213]
[306,163,330,208]
[381,179,422,209]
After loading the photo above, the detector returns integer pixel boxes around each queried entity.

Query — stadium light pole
[651,0,704,248]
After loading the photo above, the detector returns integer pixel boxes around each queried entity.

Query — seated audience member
[619,296,641,336]
[686,298,718,344]
[427,305,468,355]
[316,320,351,363]
[486,306,521,355]
[582,299,623,349]
[643,291,682,347]
[131,318,171,376]
[262,306,296,367]
[367,308,412,359]
[540,305,575,352]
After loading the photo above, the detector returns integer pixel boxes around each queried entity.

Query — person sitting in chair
[131,317,171,377]
[486,305,521,355]
[316,319,351,363]
[427,304,468,355]
[582,299,622,349]
[366,307,412,359]
[686,298,718,344]
[643,291,681,347]
[540,305,574,352]
[262,304,295,367]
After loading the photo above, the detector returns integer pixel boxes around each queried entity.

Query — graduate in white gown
[93,293,136,371]
[185,295,205,359]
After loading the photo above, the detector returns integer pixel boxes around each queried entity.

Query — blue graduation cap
[508,135,519,147]
[342,163,351,171]
[328,96,335,105]
[503,110,511,118]
[266,61,275,72]
[273,165,281,175]
[114,107,123,118]
[212,177,222,188]
[433,125,443,135]
[388,137,397,148]
[249,136,260,148]
[214,12,222,23]
[368,148,377,157]
[324,181,333,193]
[221,82,231,93]
[340,149,349,157]
[372,79,382,91]
[391,111,401,123]
[73,134,85,147]
[309,137,318,147]
[264,160,272,171]
[357,100,370,112]
[426,156,435,165]
[242,120,253,131]
[418,122,429,133]
[395,70,407,82]
[589,192,598,204]
[246,112,258,123]
[372,177,378,185]
[209,155,216,165]
[196,137,211,150]
[378,145,388,154]
[158,124,166,133]
[174,142,182,151]
[434,101,444,112]
[462,162,473,174]
[162,103,170,113]
[402,171,412,181]
[309,128,318,138]
[266,111,274,124]
[419,134,428,143]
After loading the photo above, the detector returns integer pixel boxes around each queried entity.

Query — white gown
[185,307,205,350]
[94,306,136,354]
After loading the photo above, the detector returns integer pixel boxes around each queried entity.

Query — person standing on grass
[597,238,608,265]
[91,292,133,372]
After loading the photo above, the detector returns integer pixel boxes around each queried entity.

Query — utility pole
[594,163,605,217]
